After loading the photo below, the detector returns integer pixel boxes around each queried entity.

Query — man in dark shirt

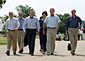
[65,9,84,56]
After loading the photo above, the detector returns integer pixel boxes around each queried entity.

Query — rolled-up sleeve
[5,20,8,30]
[78,17,83,27]
[23,19,27,32]
[36,19,40,31]
[65,17,69,30]
[57,16,61,23]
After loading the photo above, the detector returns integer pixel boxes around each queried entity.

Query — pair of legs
[68,28,78,55]
[17,30,25,53]
[46,28,56,55]
[6,31,17,55]
[26,29,36,55]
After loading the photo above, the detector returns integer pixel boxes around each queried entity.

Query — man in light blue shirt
[43,8,61,55]
[23,10,40,56]
[5,12,20,56]
[17,12,25,54]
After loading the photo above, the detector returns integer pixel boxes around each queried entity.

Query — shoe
[40,49,43,53]
[43,52,45,54]
[31,53,34,56]
[71,50,75,56]
[51,53,54,55]
[47,52,50,56]
[13,52,16,55]
[19,49,23,54]
[29,52,31,54]
[6,51,10,56]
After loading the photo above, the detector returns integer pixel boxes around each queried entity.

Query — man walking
[5,12,20,56]
[65,9,84,56]
[17,12,25,54]
[43,8,61,55]
[23,10,40,56]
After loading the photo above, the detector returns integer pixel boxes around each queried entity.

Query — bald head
[50,8,55,16]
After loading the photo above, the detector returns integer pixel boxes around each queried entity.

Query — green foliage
[56,13,70,33]
[16,5,36,18]
[0,0,6,8]
[83,21,85,28]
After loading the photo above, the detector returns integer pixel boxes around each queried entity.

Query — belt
[47,27,56,29]
[27,28,36,30]
[8,29,15,31]
[69,27,78,28]
[18,29,23,31]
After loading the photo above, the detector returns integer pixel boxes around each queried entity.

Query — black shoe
[71,50,75,56]
[51,53,54,55]
[29,52,31,54]
[6,51,10,56]
[19,49,23,54]
[31,53,34,56]
[13,52,16,55]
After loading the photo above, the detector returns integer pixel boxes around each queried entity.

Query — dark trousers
[26,29,36,54]
[39,28,47,52]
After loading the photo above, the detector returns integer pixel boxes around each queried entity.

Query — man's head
[18,11,23,19]
[71,9,76,16]
[42,11,48,18]
[50,8,55,16]
[9,12,13,19]
[29,10,34,18]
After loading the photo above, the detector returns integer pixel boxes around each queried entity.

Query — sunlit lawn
[0,34,7,45]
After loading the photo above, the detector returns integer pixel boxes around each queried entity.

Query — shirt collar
[50,14,55,17]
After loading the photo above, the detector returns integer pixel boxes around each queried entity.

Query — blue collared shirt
[5,17,20,30]
[65,15,83,30]
[18,18,25,29]
[45,15,61,28]
[23,16,40,32]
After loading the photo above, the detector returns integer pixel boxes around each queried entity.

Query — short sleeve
[57,16,61,23]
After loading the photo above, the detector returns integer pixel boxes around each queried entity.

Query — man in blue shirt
[17,12,25,54]
[65,9,84,56]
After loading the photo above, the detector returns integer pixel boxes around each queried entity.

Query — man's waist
[8,29,15,31]
[47,27,56,29]
[26,28,36,30]
[18,29,23,31]
[68,27,78,28]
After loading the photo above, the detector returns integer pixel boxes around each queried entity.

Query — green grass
[0,34,7,45]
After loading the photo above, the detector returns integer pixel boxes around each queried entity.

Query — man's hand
[81,27,84,31]
[24,31,26,35]
[15,28,18,31]
[56,27,59,32]
[66,31,68,36]
[5,32,7,37]
[36,32,39,36]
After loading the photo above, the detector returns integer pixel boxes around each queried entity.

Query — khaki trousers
[68,28,78,51]
[7,31,17,52]
[17,30,25,50]
[47,28,56,53]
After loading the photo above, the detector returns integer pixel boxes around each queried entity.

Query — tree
[56,13,70,33]
[16,5,36,18]
[0,0,6,8]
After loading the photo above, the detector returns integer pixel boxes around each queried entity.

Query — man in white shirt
[5,12,20,56]
[43,8,61,55]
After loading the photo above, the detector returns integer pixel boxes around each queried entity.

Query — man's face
[19,13,22,19]
[50,9,54,15]
[29,11,34,18]
[9,13,13,18]
[71,10,76,16]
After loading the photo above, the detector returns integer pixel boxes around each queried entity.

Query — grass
[0,34,7,45]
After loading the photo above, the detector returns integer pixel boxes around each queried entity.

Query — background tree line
[0,4,85,33]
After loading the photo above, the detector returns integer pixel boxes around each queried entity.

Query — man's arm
[15,20,20,31]
[56,23,60,32]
